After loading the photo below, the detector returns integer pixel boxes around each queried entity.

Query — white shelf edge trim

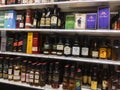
[0,51,120,65]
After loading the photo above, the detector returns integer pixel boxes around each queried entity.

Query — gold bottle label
[102,80,108,89]
[107,48,111,59]
[99,48,107,59]
[91,81,97,90]
[83,76,88,84]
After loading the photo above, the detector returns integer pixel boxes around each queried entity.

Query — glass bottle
[48,62,53,85]
[56,37,64,56]
[51,36,57,55]
[117,11,120,30]
[112,40,120,61]
[13,33,18,52]
[106,39,112,60]
[0,56,3,78]
[99,39,107,59]
[18,33,23,52]
[82,64,88,85]
[8,57,14,81]
[72,37,80,57]
[62,64,69,90]
[81,37,89,58]
[69,65,75,90]
[52,62,60,89]
[64,38,71,56]
[21,60,27,83]
[39,8,46,28]
[75,68,82,90]
[57,8,61,29]
[43,36,51,55]
[33,10,39,28]
[45,7,51,29]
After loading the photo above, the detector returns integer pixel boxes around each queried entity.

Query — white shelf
[1,28,120,36]
[0,0,119,11]
[0,51,120,65]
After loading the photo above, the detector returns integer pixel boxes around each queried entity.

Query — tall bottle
[62,64,69,90]
[33,10,39,28]
[39,8,46,28]
[51,5,58,29]
[64,38,71,56]
[0,56,3,78]
[52,62,60,89]
[106,39,112,60]
[18,33,23,52]
[72,37,80,57]
[56,37,64,56]
[45,7,51,29]
[51,36,57,55]
[13,33,18,52]
[82,64,88,85]
[48,62,53,85]
[117,11,120,30]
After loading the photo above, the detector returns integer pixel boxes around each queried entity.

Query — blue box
[98,7,110,29]
[86,13,97,29]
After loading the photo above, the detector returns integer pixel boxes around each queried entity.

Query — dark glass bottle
[91,39,99,59]
[33,10,39,28]
[106,39,112,60]
[62,64,69,90]
[56,37,64,56]
[48,62,53,85]
[64,38,71,56]
[39,8,46,28]
[82,64,88,85]
[72,38,80,57]
[43,36,51,55]
[51,36,57,55]
[52,62,60,89]
[81,37,89,57]
[57,8,61,29]
[0,56,3,78]
[45,7,51,29]
[18,33,23,52]
[51,5,58,29]
[117,11,120,30]
[13,33,18,52]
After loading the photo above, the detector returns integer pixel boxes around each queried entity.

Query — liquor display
[0,55,119,90]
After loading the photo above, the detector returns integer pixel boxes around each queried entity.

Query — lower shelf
[0,79,100,90]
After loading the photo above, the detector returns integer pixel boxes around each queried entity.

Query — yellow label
[91,81,97,90]
[102,80,108,89]
[83,76,88,84]
[107,48,111,59]
[26,32,33,54]
[99,48,107,59]
[88,76,91,85]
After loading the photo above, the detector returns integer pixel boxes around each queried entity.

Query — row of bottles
[0,55,120,90]
[6,32,120,61]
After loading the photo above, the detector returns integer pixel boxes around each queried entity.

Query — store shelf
[0,51,120,65]
[0,0,119,11]
[1,28,120,36]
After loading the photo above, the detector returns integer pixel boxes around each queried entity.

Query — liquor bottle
[57,8,61,29]
[51,5,58,29]
[91,66,98,90]
[62,64,69,90]
[106,39,112,60]
[99,39,107,59]
[88,64,92,86]
[69,65,75,90]
[39,8,46,28]
[117,11,120,30]
[102,68,109,90]
[29,63,35,86]
[64,38,71,56]
[72,37,80,57]
[45,7,51,29]
[13,33,18,52]
[81,37,89,57]
[51,36,57,55]
[52,62,60,89]
[117,67,120,89]
[13,57,21,81]
[33,10,39,28]
[34,63,41,86]
[48,62,53,85]
[112,40,120,61]
[3,56,9,79]
[91,39,99,59]
[56,37,64,56]
[8,57,14,81]
[82,65,88,85]
[43,36,51,55]
[18,33,23,52]
[75,68,82,90]
[21,60,27,83]
[0,56,3,78]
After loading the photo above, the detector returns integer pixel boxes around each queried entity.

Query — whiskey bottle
[51,36,57,55]
[117,11,120,30]
[33,10,39,28]
[56,37,64,56]
[91,39,99,59]
[21,60,27,83]
[45,7,51,29]
[64,38,71,56]
[48,62,53,85]
[82,64,88,85]
[52,62,60,89]
[75,68,82,90]
[40,8,46,28]
[57,8,61,29]
[51,5,58,29]
[43,36,51,55]
[72,37,80,57]
[18,33,23,52]
[0,56,3,78]
[13,33,18,52]
[81,37,89,57]
[69,65,75,90]
[62,64,69,90]
[106,39,112,60]
[8,57,14,81]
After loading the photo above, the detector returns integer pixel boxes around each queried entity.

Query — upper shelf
[0,0,120,12]
[1,28,120,36]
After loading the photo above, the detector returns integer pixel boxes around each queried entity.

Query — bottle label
[91,81,97,90]
[26,73,29,82]
[92,51,98,58]
[83,76,88,84]
[21,73,26,81]
[64,46,71,55]
[102,80,108,89]
[29,74,34,82]
[8,69,12,75]
[33,19,37,27]
[99,48,107,58]
[57,45,63,50]
[57,52,62,55]
[53,74,59,82]
[40,18,45,26]
[14,70,20,76]
[58,18,61,27]
[51,16,57,25]
[44,44,50,49]
[32,47,38,51]
[46,17,50,26]
[19,23,24,28]
[81,47,89,56]
[75,79,81,90]
[72,47,80,56]
[8,75,13,80]
[35,74,39,80]
[88,76,91,85]
[44,51,49,54]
